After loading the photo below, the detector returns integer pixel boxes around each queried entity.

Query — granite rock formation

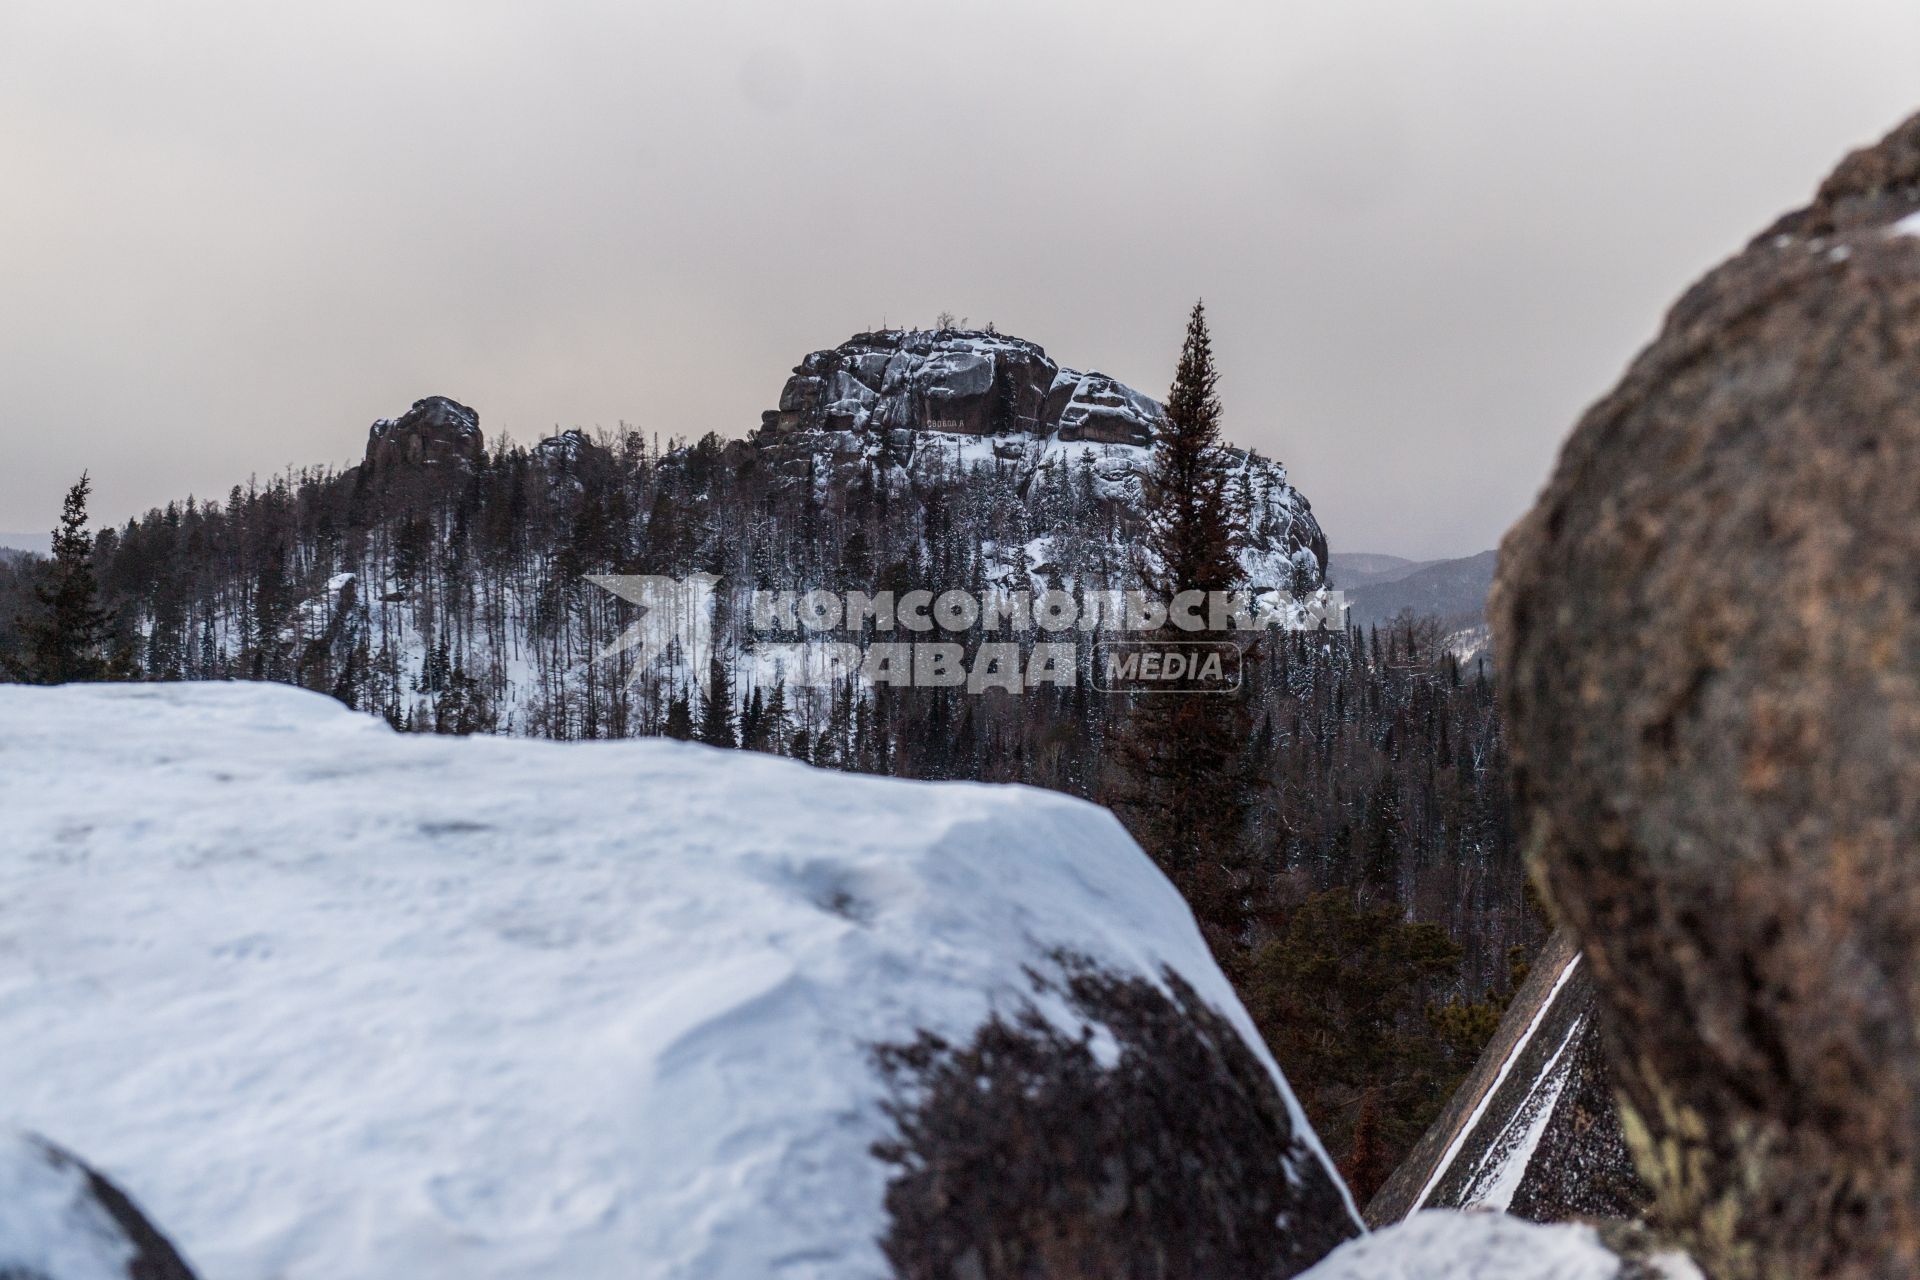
[758,328,1159,446]
[363,396,485,472]
[755,328,1329,590]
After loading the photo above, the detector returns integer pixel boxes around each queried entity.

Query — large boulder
[0,682,1360,1279]
[0,1131,199,1280]
[1493,111,1920,1279]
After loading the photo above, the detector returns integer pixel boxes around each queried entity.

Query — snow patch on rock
[1302,1212,1619,1280]
[0,682,1354,1280]
[0,1131,198,1280]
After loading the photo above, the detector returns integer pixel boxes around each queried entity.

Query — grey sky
[3,0,1918,558]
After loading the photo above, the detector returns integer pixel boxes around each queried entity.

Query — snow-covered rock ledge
[0,683,1358,1279]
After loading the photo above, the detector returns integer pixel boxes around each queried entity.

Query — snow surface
[0,1132,140,1280]
[1891,210,1920,237]
[1300,1212,1621,1280]
[1303,1212,1706,1280]
[0,681,1352,1279]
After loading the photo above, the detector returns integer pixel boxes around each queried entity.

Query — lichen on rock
[871,953,1358,1280]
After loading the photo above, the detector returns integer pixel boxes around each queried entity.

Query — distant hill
[1338,550,1498,664]
[1345,551,1497,628]
[1326,552,1424,589]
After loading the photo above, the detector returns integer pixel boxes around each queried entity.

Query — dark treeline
[2,337,1538,1199]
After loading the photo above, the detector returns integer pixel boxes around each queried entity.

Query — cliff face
[758,328,1159,447]
[363,396,484,472]
[755,328,1329,589]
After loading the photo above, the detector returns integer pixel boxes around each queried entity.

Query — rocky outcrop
[362,396,484,471]
[529,428,617,495]
[753,328,1330,590]
[1368,932,1648,1227]
[1493,111,1920,1280]
[758,328,1160,446]
[874,954,1357,1280]
[0,1131,200,1280]
[530,428,602,472]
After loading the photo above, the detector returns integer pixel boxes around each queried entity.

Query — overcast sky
[4,0,1919,557]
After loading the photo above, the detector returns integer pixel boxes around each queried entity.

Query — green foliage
[1145,299,1243,601]
[663,689,694,741]
[6,474,122,684]
[697,653,737,748]
[1110,300,1255,942]
[1239,888,1506,1203]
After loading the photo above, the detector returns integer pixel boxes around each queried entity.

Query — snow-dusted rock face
[0,1132,199,1280]
[874,957,1356,1279]
[1369,932,1647,1227]
[363,395,485,471]
[760,328,1159,446]
[530,427,597,470]
[0,683,1359,1280]
[755,328,1329,588]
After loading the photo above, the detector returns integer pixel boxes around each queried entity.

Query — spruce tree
[740,686,765,750]
[758,680,791,755]
[1110,301,1254,947]
[697,653,736,747]
[9,474,117,684]
[663,689,694,740]
[1144,300,1242,601]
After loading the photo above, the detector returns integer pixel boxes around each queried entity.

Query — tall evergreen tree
[1110,301,1254,947]
[663,688,694,741]
[756,680,791,755]
[1144,300,1242,600]
[697,653,736,748]
[8,474,118,684]
[739,686,765,751]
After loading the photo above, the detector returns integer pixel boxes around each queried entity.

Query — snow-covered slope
[0,682,1357,1280]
